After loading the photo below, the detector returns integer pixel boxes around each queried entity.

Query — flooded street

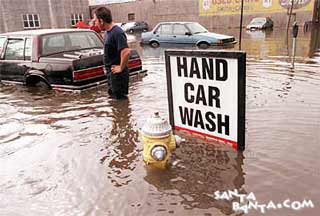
[1,27,320,216]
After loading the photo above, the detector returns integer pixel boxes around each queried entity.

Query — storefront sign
[199,0,314,16]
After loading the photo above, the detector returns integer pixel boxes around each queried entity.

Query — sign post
[165,50,246,151]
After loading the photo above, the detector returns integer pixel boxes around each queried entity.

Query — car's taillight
[128,58,142,69]
[73,66,104,81]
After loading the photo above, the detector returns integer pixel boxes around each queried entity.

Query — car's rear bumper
[51,79,108,91]
[51,69,148,91]
[1,70,148,91]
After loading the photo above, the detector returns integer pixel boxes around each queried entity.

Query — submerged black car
[0,29,146,90]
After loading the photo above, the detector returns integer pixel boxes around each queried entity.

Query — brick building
[0,0,90,33]
[89,0,320,30]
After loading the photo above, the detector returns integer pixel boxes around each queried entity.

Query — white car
[246,17,274,30]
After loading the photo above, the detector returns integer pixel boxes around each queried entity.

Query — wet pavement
[0,27,320,216]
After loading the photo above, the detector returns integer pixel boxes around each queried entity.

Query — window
[173,24,188,35]
[128,13,135,21]
[186,23,208,34]
[71,14,83,26]
[41,32,102,56]
[0,37,6,48]
[70,34,96,48]
[4,39,25,60]
[23,14,41,29]
[156,24,172,35]
[42,34,65,55]
[24,38,32,61]
[0,37,7,55]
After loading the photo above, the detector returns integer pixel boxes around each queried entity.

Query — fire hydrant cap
[141,112,172,137]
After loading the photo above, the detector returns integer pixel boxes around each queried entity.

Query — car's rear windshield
[41,31,103,56]
[251,18,266,24]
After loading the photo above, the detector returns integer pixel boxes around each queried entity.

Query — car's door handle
[173,36,176,38]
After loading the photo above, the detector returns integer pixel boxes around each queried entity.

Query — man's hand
[111,65,122,74]
[111,48,130,74]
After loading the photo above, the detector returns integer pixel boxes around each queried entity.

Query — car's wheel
[197,42,210,49]
[129,29,134,34]
[150,41,160,48]
[34,81,51,89]
[26,76,51,90]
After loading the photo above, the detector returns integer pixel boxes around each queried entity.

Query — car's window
[154,25,161,34]
[4,39,25,60]
[156,24,172,35]
[46,34,65,48]
[185,23,208,34]
[71,34,96,48]
[0,37,7,55]
[41,32,103,56]
[24,38,32,61]
[0,37,6,48]
[173,24,188,35]
[251,18,266,24]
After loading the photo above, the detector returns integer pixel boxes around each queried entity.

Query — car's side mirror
[185,32,192,36]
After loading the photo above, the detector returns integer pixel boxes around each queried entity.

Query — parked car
[0,29,146,91]
[115,22,126,27]
[122,21,149,34]
[246,17,273,30]
[140,22,236,48]
[76,20,136,43]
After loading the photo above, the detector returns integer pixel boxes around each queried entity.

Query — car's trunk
[41,49,106,86]
[72,54,105,84]
[39,48,144,90]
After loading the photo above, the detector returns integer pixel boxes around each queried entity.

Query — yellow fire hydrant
[141,112,179,169]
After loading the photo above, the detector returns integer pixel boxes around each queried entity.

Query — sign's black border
[165,50,246,151]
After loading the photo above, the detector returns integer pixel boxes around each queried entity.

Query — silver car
[141,22,236,48]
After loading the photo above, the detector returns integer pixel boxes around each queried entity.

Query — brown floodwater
[0,27,319,216]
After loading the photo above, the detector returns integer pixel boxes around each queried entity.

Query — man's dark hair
[94,7,112,23]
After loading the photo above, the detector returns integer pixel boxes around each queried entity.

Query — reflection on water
[308,25,320,58]
[144,135,245,215]
[101,99,140,187]
[0,27,320,216]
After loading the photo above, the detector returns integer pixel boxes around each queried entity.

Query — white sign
[165,50,246,150]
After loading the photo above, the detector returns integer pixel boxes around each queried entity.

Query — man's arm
[111,47,130,74]
[120,47,130,71]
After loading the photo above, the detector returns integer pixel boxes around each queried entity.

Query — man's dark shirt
[103,25,128,68]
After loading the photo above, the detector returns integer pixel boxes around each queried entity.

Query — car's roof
[157,22,197,24]
[251,17,268,20]
[0,28,93,37]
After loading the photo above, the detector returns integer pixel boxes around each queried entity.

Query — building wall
[89,0,316,30]
[0,0,90,33]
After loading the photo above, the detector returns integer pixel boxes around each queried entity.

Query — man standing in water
[94,7,130,99]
